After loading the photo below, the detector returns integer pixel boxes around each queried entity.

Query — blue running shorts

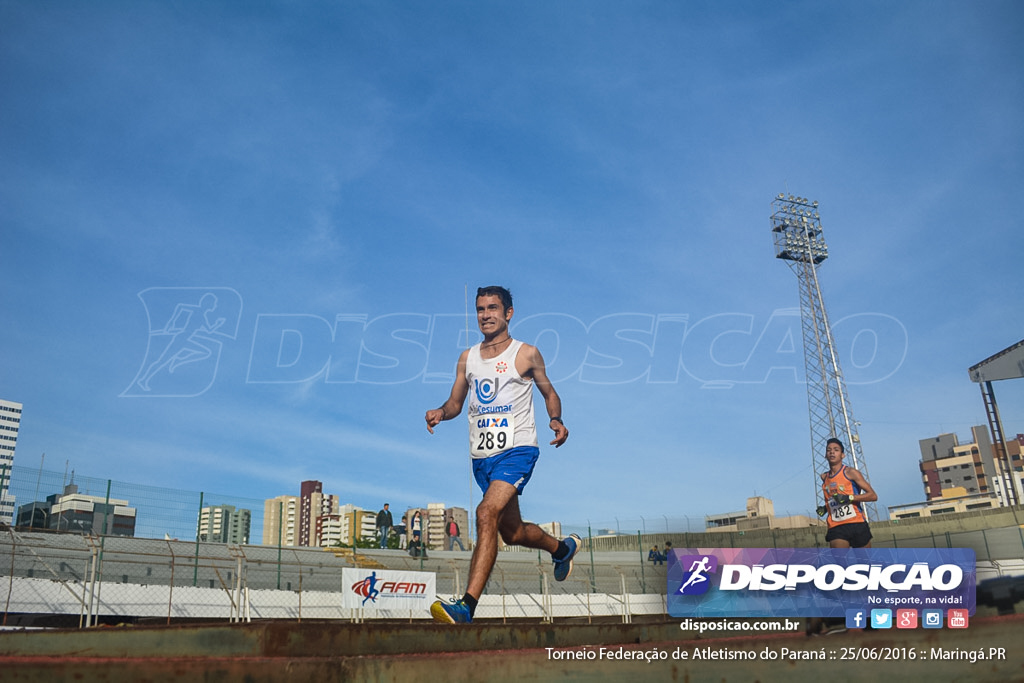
[472,446,540,495]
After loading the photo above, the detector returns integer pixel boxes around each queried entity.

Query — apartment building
[0,399,23,525]
[197,504,252,544]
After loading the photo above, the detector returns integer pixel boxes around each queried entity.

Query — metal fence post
[166,539,176,626]
[193,492,204,587]
[295,550,303,623]
[229,545,244,623]
[500,565,507,624]
[541,572,552,623]
[92,480,112,622]
[586,585,592,624]
[80,558,89,628]
[3,527,15,626]
[620,572,631,624]
[587,524,596,593]
[276,501,283,590]
[85,535,100,627]
[637,530,646,593]
[537,550,543,593]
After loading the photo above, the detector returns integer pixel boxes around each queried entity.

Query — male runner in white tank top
[424,286,579,624]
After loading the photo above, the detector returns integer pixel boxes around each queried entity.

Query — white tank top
[465,339,538,459]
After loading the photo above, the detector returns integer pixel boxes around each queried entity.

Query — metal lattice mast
[771,194,876,520]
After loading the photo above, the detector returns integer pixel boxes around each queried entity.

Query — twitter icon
[870,609,892,629]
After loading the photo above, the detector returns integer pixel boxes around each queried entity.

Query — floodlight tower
[771,194,876,520]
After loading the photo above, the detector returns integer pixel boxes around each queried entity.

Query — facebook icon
[845,609,866,630]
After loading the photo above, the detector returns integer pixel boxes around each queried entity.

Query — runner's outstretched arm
[426,350,470,433]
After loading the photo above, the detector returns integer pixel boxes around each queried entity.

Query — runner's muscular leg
[498,494,559,554]
[465,481,518,599]
[465,481,561,599]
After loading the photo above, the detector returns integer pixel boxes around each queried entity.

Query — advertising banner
[341,568,435,613]
[668,548,975,619]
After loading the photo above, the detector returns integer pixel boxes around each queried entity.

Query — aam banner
[667,548,976,618]
[341,568,436,614]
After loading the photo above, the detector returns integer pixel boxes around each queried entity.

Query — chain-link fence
[1,465,728,548]
[1,528,672,626]
[4,464,1024,626]
[5,522,1024,627]
[1,464,264,543]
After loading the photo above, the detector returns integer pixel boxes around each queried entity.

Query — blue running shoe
[430,598,472,624]
[553,534,581,581]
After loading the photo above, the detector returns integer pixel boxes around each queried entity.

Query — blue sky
[2,1,1022,534]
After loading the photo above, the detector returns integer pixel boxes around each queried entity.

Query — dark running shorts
[826,522,872,548]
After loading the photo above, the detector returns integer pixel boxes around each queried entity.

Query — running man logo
[352,572,381,606]
[474,378,499,404]
[677,554,718,595]
[122,288,242,398]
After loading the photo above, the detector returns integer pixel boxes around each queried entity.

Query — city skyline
[4,426,1022,543]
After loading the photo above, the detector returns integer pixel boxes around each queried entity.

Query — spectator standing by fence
[376,503,393,549]
[445,514,465,551]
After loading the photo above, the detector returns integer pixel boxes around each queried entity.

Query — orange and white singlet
[822,465,868,527]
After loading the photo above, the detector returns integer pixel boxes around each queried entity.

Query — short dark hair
[826,438,845,453]
[477,286,513,312]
